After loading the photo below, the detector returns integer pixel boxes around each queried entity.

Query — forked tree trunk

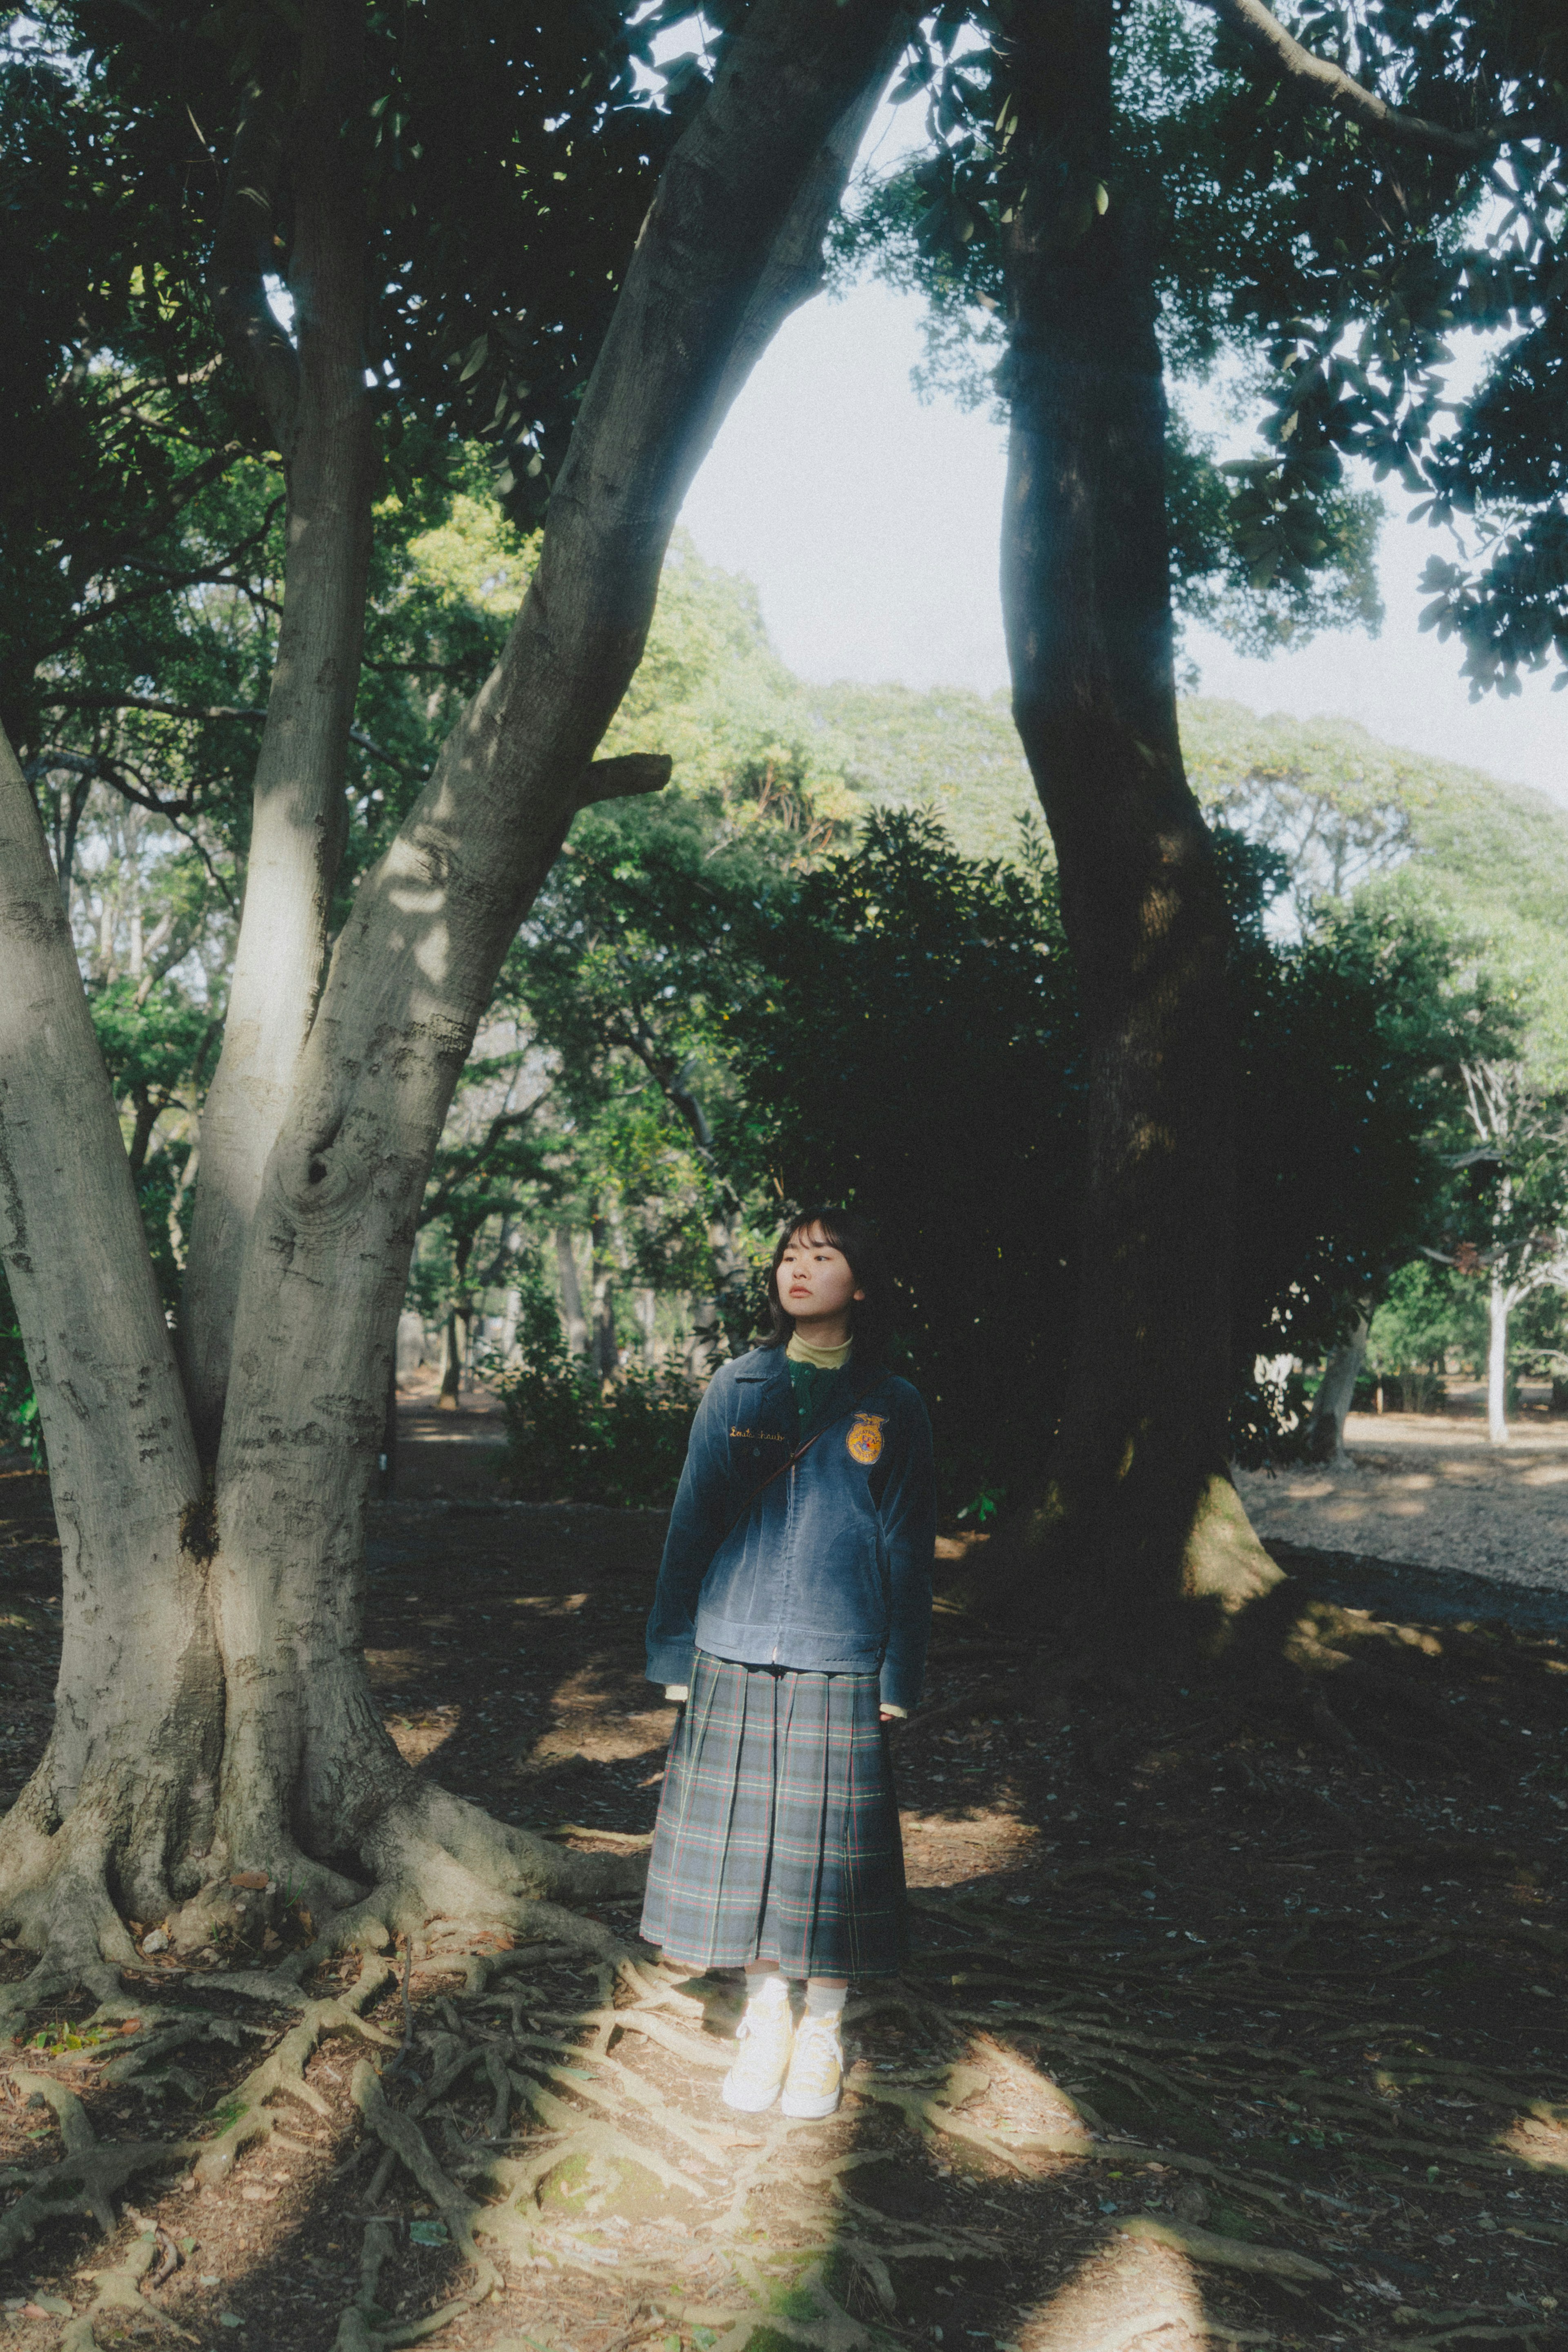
[0,0,904,2007]
[991,0,1279,1661]
[182,2,376,1458]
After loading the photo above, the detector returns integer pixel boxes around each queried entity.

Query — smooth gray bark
[0,0,906,1993]
[201,0,905,1884]
[1305,1308,1370,1465]
[183,0,376,1456]
[555,1228,589,1358]
[0,725,216,1987]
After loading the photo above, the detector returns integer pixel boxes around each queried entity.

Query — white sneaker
[780,2012,843,2119]
[722,1980,794,2113]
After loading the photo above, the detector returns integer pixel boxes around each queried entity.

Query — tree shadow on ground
[1,1478,1566,2350]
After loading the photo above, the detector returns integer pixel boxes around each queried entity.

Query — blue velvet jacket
[644,1346,935,1712]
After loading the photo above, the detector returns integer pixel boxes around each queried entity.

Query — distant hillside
[630,540,1568,1072]
[801,680,1039,863]
[1179,700,1568,1079]
[802,676,1568,1076]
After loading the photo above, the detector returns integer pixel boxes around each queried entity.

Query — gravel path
[1237,1406,1568,1611]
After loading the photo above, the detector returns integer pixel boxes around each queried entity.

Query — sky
[676,201,1567,814]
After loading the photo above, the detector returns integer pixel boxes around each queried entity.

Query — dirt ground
[0,1401,1565,2352]
[1236,1396,1568,1598]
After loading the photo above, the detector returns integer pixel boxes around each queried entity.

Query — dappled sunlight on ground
[1236,1410,1568,1593]
[3,1449,1568,2345]
[1009,2229,1210,2352]
[384,1699,463,1766]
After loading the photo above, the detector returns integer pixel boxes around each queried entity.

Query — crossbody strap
[715,1398,863,1550]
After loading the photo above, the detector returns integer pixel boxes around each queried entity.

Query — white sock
[804,1982,847,2020]
[745,1971,788,2010]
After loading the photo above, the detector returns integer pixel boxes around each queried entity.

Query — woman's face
[777,1224,863,1326]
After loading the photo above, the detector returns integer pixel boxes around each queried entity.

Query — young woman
[641,1207,934,2120]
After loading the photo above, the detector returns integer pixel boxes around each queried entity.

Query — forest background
[11,460,1568,1518]
[7,0,1568,1531]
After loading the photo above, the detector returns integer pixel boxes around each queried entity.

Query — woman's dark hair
[759,1205,894,1363]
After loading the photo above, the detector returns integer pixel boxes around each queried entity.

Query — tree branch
[417,1101,547,1229]
[1201,0,1543,158]
[74,440,252,580]
[207,77,300,445]
[37,702,671,802]
[575,752,673,810]
[0,720,201,1522]
[209,0,911,1518]
[22,749,237,912]
[40,693,268,729]
[709,17,909,417]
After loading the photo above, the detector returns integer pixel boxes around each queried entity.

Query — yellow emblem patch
[846,1413,886,1466]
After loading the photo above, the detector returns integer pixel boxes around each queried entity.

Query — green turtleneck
[786,1331,852,1435]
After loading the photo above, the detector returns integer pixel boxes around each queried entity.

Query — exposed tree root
[60,2223,199,2350]
[1119,2214,1331,2284]
[3,1788,1563,2352]
[350,2060,501,2286]
[193,1958,399,2186]
[0,1837,144,2032]
[0,1740,647,2057]
[292,1788,644,1975]
[0,2070,193,2263]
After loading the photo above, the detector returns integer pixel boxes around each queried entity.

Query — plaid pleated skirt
[639,1651,908,1979]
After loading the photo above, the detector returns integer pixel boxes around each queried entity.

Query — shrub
[0,1268,41,1467]
[494,1276,700,1507]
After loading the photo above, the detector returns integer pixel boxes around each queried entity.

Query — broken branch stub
[575,752,674,809]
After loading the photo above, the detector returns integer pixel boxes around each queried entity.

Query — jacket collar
[732,1345,884,1415]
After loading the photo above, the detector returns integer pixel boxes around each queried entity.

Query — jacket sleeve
[645,1368,736,1689]
[878,1388,935,1712]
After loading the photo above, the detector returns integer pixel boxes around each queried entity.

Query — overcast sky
[677,275,1568,812]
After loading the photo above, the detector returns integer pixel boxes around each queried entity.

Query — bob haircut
[759,1205,894,1363]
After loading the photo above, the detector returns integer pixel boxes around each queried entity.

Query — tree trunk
[991,1,1279,1662]
[181,1,376,1458]
[555,1228,589,1358]
[438,1310,461,1406]
[0,0,903,2012]
[498,1283,521,1366]
[1488,1274,1512,1446]
[1305,1305,1371,1466]
[377,1367,397,1500]
[395,1308,425,1383]
[194,0,904,1951]
[687,1293,725,1376]
[657,1059,751,1359]
[590,1213,619,1381]
[0,732,217,2003]
[0,1,906,2011]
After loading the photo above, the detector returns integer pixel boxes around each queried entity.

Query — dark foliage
[497,1266,702,1508]
[838,1,1567,694]
[0,2,708,750]
[0,1266,40,1467]
[717,808,1496,1509]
